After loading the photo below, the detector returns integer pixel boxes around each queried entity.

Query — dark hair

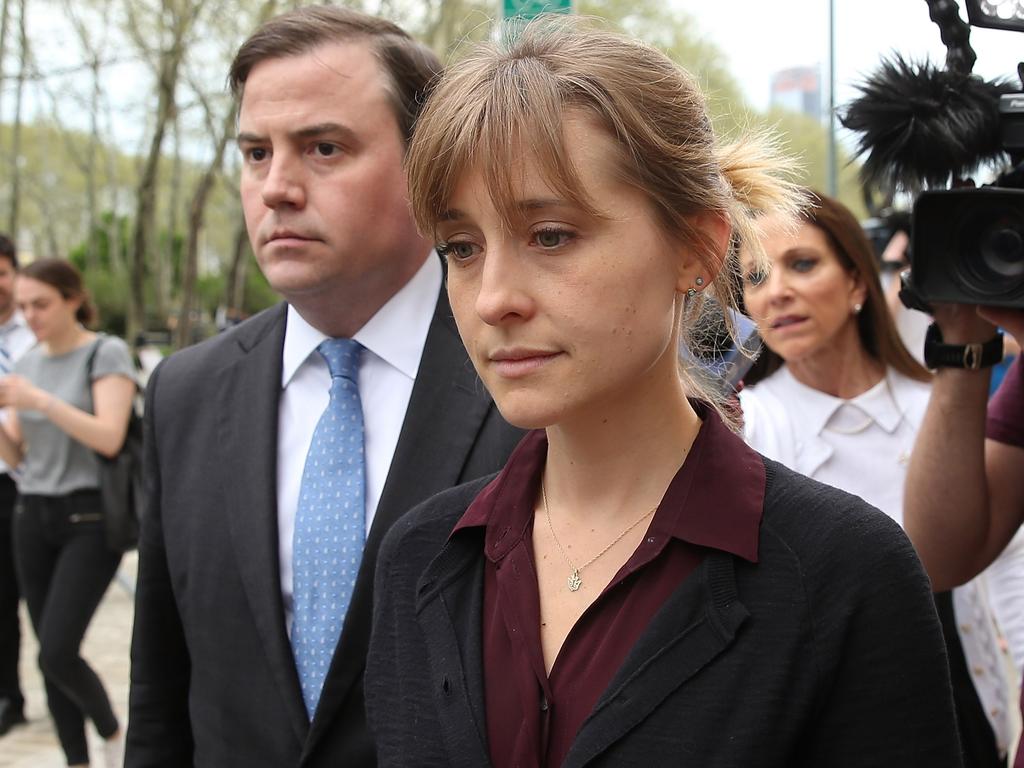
[20,258,97,326]
[228,4,442,146]
[0,234,17,269]
[744,189,930,386]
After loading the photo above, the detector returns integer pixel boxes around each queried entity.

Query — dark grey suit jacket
[126,287,523,768]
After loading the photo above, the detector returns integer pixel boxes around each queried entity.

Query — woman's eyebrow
[781,246,820,259]
[439,208,469,223]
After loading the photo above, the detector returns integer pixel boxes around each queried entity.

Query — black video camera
[841,1,1024,310]
[911,93,1024,308]
[912,186,1024,308]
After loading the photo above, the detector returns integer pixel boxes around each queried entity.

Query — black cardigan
[365,458,963,767]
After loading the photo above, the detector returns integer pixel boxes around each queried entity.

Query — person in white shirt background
[0,233,37,738]
[738,189,1024,766]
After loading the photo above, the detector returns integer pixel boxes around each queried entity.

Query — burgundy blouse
[453,405,766,767]
[989,355,1024,449]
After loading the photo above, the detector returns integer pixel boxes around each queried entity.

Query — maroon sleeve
[988,356,1024,448]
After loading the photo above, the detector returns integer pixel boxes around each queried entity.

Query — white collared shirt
[0,310,36,476]
[277,254,442,629]
[739,366,925,524]
[740,366,1018,755]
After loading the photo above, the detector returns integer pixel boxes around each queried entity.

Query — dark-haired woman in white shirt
[740,189,1021,766]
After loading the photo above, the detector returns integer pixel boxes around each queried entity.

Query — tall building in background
[770,66,822,120]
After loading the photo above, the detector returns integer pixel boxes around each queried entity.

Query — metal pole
[827,0,838,197]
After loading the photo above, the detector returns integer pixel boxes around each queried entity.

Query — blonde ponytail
[717,132,808,280]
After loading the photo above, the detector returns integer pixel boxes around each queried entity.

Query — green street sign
[502,0,573,20]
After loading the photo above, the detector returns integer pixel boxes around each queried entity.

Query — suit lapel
[375,286,494,525]
[307,286,497,751]
[217,304,310,745]
[564,553,749,768]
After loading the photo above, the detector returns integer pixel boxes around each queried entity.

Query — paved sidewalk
[0,554,135,768]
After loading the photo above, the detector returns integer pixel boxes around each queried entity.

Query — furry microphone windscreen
[839,56,1016,193]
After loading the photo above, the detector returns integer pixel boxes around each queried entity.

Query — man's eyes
[313,143,340,157]
[241,147,268,163]
[239,143,341,163]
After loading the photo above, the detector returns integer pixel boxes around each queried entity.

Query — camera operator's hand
[978,307,1024,348]
[931,302,997,344]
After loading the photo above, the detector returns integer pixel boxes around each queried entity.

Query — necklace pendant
[567,569,582,592]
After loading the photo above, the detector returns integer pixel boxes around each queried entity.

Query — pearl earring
[853,303,863,315]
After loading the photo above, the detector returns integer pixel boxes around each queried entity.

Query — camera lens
[981,221,1023,276]
[958,206,1024,299]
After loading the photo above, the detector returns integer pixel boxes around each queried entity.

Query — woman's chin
[493,397,560,432]
[768,340,828,366]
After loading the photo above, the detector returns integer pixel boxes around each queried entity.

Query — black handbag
[86,336,144,552]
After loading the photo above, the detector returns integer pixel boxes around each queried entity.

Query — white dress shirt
[0,310,36,476]
[740,366,1020,756]
[277,254,442,629]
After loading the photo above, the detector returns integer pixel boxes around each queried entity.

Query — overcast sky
[670,0,1023,111]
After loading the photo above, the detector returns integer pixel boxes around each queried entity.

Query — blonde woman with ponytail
[365,16,960,767]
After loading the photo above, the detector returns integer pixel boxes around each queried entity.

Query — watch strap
[924,322,1004,370]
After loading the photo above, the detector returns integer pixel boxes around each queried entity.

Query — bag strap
[84,331,139,402]
[85,333,106,383]
[86,333,140,391]
[83,334,108,416]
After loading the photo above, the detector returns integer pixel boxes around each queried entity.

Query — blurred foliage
[1,0,866,346]
[754,109,867,218]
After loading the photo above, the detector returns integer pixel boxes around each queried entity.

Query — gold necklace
[541,476,657,593]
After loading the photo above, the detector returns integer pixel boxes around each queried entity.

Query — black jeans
[0,474,22,714]
[14,490,121,765]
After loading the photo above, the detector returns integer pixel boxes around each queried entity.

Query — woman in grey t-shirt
[0,259,135,768]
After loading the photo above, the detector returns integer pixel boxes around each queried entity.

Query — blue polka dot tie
[291,338,366,718]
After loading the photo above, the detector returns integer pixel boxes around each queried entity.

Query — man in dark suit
[125,7,522,767]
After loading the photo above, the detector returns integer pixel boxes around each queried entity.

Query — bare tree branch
[7,0,28,237]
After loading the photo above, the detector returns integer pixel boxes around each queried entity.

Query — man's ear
[676,211,731,293]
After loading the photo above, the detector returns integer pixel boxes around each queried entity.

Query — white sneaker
[101,729,125,768]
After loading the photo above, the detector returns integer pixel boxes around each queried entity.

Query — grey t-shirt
[14,335,135,495]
